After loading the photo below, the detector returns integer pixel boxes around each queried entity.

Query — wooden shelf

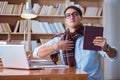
[0,33,55,40]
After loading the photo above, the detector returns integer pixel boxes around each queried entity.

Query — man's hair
[64,6,82,16]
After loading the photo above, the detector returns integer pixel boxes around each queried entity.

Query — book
[50,7,57,15]
[4,23,12,32]
[1,23,7,32]
[18,3,23,14]
[39,5,47,15]
[97,7,103,16]
[12,4,18,14]
[53,22,61,33]
[57,22,65,33]
[38,22,48,33]
[14,20,20,33]
[49,23,58,33]
[0,1,8,15]
[32,3,41,14]
[56,3,62,15]
[0,23,4,32]
[19,20,27,33]
[83,26,103,50]
[31,20,40,33]
[42,22,53,33]
[46,5,53,15]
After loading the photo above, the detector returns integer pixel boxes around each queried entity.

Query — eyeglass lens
[65,12,79,18]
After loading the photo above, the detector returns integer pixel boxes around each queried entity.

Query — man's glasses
[65,12,80,19]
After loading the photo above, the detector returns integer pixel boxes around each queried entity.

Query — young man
[33,6,118,80]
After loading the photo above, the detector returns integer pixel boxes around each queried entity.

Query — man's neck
[69,26,79,33]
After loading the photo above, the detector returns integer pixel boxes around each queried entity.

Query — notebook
[83,26,104,50]
[0,45,69,69]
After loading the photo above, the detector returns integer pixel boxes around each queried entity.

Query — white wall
[104,0,120,80]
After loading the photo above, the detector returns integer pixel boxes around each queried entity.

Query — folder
[83,26,103,50]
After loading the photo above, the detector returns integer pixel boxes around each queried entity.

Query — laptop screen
[0,45,30,69]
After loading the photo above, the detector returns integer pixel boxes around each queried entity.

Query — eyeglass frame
[64,11,80,19]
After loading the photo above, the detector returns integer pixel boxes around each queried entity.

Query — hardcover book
[83,26,103,50]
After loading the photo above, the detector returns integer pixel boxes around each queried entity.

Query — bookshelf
[0,0,103,45]
[0,0,104,77]
[0,0,104,79]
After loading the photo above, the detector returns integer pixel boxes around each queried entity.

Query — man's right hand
[54,36,74,50]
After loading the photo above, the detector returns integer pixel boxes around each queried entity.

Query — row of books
[33,1,84,16]
[14,20,65,34]
[0,1,84,15]
[0,1,102,17]
[0,21,102,33]
[31,20,65,34]
[0,1,25,15]
[0,20,28,33]
[14,20,28,33]
[0,1,81,15]
[0,23,11,33]
[34,1,102,17]
[84,7,103,17]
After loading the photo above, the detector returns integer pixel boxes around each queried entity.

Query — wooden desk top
[0,66,88,80]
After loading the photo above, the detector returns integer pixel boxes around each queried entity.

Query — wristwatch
[103,44,111,52]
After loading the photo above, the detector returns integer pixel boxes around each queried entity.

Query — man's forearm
[103,44,117,58]
[37,40,74,58]
[106,48,117,58]
[37,44,58,58]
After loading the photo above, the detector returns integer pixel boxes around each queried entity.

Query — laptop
[0,45,69,69]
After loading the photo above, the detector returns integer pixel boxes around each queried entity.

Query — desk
[0,66,88,80]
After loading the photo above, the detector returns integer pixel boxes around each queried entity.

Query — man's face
[64,8,82,28]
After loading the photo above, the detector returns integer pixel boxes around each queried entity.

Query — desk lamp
[21,0,37,52]
[21,0,37,19]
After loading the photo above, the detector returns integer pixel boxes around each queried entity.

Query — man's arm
[102,44,117,58]
[37,44,58,58]
[37,40,74,58]
[93,36,117,58]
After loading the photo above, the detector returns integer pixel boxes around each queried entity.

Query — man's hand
[54,35,74,50]
[93,36,117,58]
[57,40,74,50]
[92,36,107,49]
